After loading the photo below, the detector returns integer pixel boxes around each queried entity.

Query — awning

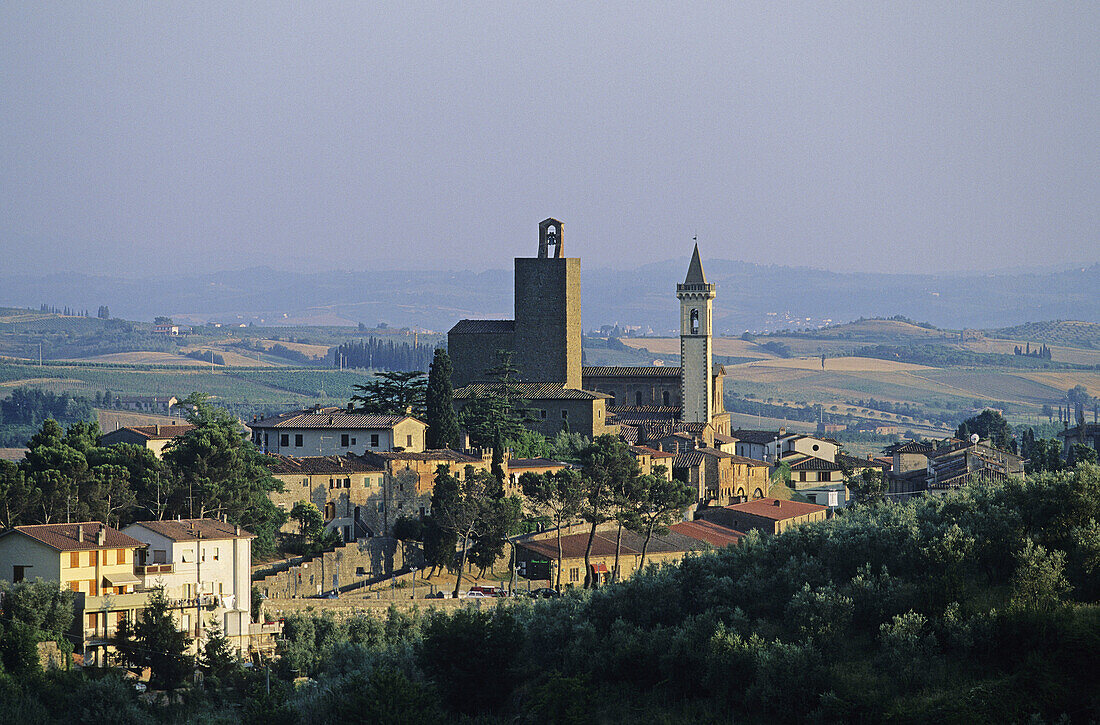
[104,571,142,586]
[591,563,609,574]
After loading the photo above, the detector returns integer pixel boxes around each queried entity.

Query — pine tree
[113,587,192,689]
[425,348,460,449]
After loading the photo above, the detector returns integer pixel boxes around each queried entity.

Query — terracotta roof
[725,454,770,467]
[788,457,842,471]
[835,453,887,470]
[265,454,383,475]
[518,526,721,561]
[607,406,681,424]
[724,498,826,521]
[126,518,253,541]
[618,424,640,444]
[0,448,27,462]
[670,520,745,547]
[887,441,934,454]
[583,366,681,377]
[509,457,566,469]
[2,522,145,551]
[713,432,738,444]
[733,429,784,445]
[102,424,195,441]
[629,445,674,458]
[453,383,610,400]
[674,450,707,468]
[363,449,481,463]
[449,319,515,334]
[250,407,420,429]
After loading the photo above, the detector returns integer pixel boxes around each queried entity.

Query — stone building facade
[266,455,387,541]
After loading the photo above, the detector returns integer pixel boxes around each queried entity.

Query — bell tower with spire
[678,243,716,424]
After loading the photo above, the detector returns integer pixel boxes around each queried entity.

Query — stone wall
[254,537,421,599]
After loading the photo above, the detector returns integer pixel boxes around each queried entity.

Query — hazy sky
[1,3,1096,276]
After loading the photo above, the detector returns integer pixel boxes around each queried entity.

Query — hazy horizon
[2,3,1097,276]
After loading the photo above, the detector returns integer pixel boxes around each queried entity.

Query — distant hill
[987,320,1100,348]
[0,262,1097,333]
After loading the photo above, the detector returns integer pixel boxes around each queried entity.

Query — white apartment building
[123,518,253,654]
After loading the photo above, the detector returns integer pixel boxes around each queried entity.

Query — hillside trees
[162,393,286,556]
[113,587,192,689]
[578,435,639,588]
[625,468,693,572]
[425,348,459,449]
[956,409,1012,449]
[350,370,427,418]
[521,468,585,591]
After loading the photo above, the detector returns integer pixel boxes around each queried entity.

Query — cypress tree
[425,348,460,450]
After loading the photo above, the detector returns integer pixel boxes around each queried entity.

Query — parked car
[528,587,561,599]
[468,585,507,597]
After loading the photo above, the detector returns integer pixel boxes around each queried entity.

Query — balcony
[166,594,223,610]
[83,591,153,612]
[137,563,174,575]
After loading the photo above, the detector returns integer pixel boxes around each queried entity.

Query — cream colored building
[100,423,195,459]
[123,519,254,655]
[0,522,147,666]
[267,454,387,541]
[249,406,428,456]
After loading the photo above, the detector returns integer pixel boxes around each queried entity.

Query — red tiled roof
[251,408,420,429]
[104,424,194,441]
[364,449,481,463]
[509,458,567,469]
[265,454,383,475]
[126,518,253,541]
[725,498,826,521]
[583,366,681,377]
[449,319,515,334]
[3,522,145,551]
[671,520,745,547]
[630,445,674,458]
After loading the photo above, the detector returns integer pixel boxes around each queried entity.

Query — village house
[628,445,675,480]
[112,395,180,415]
[452,382,618,440]
[360,449,494,534]
[100,423,195,459]
[505,457,571,497]
[249,406,427,456]
[122,518,254,655]
[0,522,147,667]
[513,518,743,587]
[696,498,827,535]
[266,454,385,541]
[673,447,771,508]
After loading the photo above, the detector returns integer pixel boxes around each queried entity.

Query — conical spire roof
[684,243,707,284]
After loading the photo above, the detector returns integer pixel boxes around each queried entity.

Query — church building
[447,218,729,442]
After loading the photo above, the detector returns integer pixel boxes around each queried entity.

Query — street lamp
[410,567,418,599]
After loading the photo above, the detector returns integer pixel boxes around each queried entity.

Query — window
[89,550,97,566]
[371,434,379,447]
[351,438,356,445]
[344,477,351,488]
[799,472,807,482]
[89,580,97,596]
[325,502,335,520]
[280,434,289,447]
[690,308,700,334]
[213,547,220,561]
[153,549,166,564]
[69,581,80,592]
[341,434,350,447]
[636,391,643,406]
[180,613,191,632]
[295,434,303,447]
[302,478,308,487]
[540,409,547,419]
[407,435,412,447]
[70,552,80,568]
[182,549,193,563]
[87,612,98,629]
[569,567,579,582]
[264,433,269,447]
[561,409,568,419]
[116,548,127,564]
[12,565,28,583]
[663,391,670,406]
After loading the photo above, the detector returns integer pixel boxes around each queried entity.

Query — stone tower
[678,244,715,423]
[513,218,582,388]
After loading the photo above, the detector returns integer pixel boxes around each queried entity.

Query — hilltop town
[1,220,1097,720]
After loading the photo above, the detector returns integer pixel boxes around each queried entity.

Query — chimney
[76,525,83,543]
[779,427,786,436]
[155,424,160,435]
[773,500,781,507]
[234,524,241,536]
[96,523,106,545]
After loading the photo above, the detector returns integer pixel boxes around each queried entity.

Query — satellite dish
[970,433,980,445]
